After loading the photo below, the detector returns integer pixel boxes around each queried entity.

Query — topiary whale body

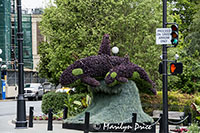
[60,34,156,94]
[105,58,156,94]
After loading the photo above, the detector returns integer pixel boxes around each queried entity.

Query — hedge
[140,91,200,122]
[140,91,200,114]
[42,92,68,114]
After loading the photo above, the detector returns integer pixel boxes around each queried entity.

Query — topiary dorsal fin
[98,34,111,56]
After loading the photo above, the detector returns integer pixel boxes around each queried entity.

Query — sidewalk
[9,119,187,133]
[4,118,82,133]
[1,113,188,133]
[0,99,15,102]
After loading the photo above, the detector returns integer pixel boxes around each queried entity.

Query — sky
[21,0,54,9]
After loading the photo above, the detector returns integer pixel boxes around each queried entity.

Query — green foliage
[41,92,68,114]
[168,51,200,94]
[132,72,140,80]
[72,68,83,76]
[133,45,163,91]
[64,93,90,117]
[140,91,200,115]
[68,80,88,93]
[135,78,153,94]
[38,0,166,88]
[167,91,195,109]
[140,93,162,115]
[168,0,200,37]
[168,3,200,94]
[166,2,200,94]
[185,7,200,56]
[188,123,200,133]
[53,110,63,120]
[130,71,154,94]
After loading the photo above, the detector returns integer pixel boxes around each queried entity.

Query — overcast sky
[21,0,54,9]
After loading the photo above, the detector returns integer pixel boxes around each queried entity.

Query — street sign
[156,28,172,44]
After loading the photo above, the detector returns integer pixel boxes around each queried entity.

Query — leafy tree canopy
[168,0,200,38]
[39,0,173,88]
[168,4,200,94]
[185,7,200,55]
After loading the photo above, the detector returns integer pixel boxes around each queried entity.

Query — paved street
[0,100,82,133]
[0,100,42,117]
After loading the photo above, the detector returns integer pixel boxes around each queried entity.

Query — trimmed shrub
[140,91,200,114]
[140,93,162,115]
[42,92,68,114]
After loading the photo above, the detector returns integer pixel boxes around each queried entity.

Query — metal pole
[63,106,68,119]
[131,113,137,133]
[0,64,2,100]
[159,114,163,133]
[16,0,27,128]
[162,0,169,132]
[48,109,53,131]
[84,112,90,133]
[29,106,34,128]
[188,113,192,126]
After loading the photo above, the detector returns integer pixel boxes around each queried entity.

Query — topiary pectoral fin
[81,77,100,87]
[117,77,128,83]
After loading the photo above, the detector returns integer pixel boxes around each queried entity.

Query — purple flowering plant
[60,34,156,94]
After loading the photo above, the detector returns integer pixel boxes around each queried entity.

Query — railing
[28,105,192,133]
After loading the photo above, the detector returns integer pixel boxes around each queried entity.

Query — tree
[185,8,200,55]
[168,0,200,38]
[168,6,200,93]
[38,0,164,86]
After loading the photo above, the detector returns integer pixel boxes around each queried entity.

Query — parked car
[55,87,75,94]
[24,83,43,101]
[42,82,55,93]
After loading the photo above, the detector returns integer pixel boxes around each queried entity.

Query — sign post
[162,0,169,132]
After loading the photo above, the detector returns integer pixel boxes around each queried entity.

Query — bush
[188,123,200,133]
[140,93,162,115]
[168,52,200,94]
[64,93,90,117]
[42,92,68,114]
[140,91,200,115]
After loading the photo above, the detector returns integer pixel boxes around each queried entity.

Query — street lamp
[15,0,27,128]
[112,46,119,55]
[0,57,2,100]
[175,54,179,61]
[160,55,163,60]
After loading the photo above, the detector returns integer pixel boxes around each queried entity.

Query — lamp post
[0,57,2,100]
[111,46,119,55]
[15,0,27,128]
[0,49,2,100]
